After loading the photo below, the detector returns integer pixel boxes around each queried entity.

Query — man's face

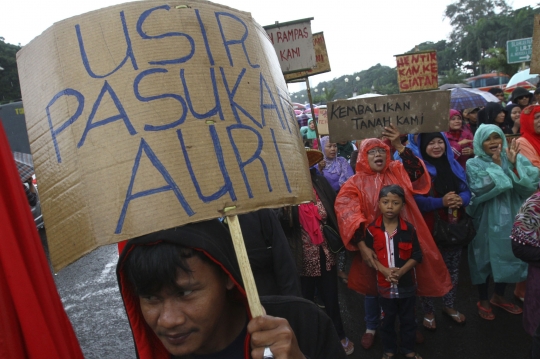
[139,255,235,356]
[495,93,504,102]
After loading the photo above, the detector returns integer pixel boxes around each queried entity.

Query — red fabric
[521,105,540,158]
[299,191,324,245]
[336,138,452,297]
[368,216,408,289]
[0,122,84,358]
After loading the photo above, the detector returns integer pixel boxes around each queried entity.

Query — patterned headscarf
[511,190,540,248]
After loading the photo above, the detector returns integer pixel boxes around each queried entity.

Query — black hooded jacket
[116,220,345,359]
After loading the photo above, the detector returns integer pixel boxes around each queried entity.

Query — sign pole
[305,77,320,140]
[227,214,264,318]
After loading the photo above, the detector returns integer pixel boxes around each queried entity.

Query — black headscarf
[420,133,461,196]
[478,102,512,134]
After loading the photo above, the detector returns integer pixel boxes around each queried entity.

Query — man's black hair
[488,87,504,96]
[534,88,540,96]
[122,242,214,296]
[379,184,405,203]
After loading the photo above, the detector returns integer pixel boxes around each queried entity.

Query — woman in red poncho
[334,126,452,349]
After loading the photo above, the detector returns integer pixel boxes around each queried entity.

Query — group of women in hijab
[296,102,540,359]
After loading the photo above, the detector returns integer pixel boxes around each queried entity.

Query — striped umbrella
[13,152,34,182]
[449,88,488,111]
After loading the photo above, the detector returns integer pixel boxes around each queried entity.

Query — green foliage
[291,64,398,102]
[479,47,521,76]
[439,68,468,84]
[0,38,22,103]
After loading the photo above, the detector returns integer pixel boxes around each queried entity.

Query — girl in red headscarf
[445,109,474,170]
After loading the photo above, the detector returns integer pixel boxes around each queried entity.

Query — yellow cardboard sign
[531,15,540,74]
[17,0,312,271]
[395,51,439,93]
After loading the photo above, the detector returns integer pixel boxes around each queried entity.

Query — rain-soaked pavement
[43,229,531,359]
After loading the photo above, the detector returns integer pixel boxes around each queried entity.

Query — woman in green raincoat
[466,124,540,320]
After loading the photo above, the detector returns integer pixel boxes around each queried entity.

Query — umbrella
[504,81,536,94]
[13,151,34,182]
[439,83,471,90]
[463,88,500,102]
[507,69,539,88]
[449,88,488,110]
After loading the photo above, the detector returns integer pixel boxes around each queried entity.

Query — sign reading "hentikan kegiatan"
[327,91,450,142]
[395,51,439,93]
[16,0,312,271]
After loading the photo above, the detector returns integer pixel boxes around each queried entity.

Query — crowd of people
[109,87,540,359]
[282,86,540,359]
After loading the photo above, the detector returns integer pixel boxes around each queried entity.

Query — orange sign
[395,51,438,93]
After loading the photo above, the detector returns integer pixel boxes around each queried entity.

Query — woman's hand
[318,160,326,173]
[358,241,379,269]
[441,191,456,207]
[492,144,503,166]
[382,124,403,152]
[506,138,520,165]
[462,147,474,156]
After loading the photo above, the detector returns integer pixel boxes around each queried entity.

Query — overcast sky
[1,0,533,93]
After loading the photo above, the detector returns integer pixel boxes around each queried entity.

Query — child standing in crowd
[365,184,422,359]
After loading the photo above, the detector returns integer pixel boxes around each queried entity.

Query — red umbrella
[504,81,536,94]
[0,122,84,358]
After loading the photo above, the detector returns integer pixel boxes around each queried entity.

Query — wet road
[44,229,531,359]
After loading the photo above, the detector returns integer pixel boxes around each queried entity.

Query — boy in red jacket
[365,184,423,359]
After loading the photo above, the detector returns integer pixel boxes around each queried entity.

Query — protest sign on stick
[531,15,540,73]
[264,18,316,74]
[16,0,313,312]
[317,107,329,135]
[327,91,450,142]
[395,51,439,93]
[284,32,331,82]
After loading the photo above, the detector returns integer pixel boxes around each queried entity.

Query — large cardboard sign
[263,18,316,74]
[531,15,540,74]
[284,32,331,82]
[327,91,450,142]
[395,51,439,93]
[17,0,312,271]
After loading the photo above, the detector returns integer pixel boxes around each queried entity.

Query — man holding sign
[116,220,346,359]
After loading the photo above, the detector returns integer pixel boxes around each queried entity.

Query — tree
[445,0,511,42]
[439,68,468,84]
[479,47,520,76]
[323,87,337,102]
[0,39,22,103]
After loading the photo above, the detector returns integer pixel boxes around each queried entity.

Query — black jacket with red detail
[365,216,423,297]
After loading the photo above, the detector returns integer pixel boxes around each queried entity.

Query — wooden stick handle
[227,214,264,318]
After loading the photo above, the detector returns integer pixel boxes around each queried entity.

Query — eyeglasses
[367,148,386,155]
[515,96,528,101]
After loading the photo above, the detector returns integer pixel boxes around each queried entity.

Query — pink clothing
[445,129,474,170]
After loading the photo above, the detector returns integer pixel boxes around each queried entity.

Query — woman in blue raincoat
[466,124,540,320]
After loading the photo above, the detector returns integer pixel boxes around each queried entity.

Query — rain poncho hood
[520,106,540,157]
[335,138,452,297]
[466,124,540,284]
[300,119,317,140]
[510,86,534,104]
